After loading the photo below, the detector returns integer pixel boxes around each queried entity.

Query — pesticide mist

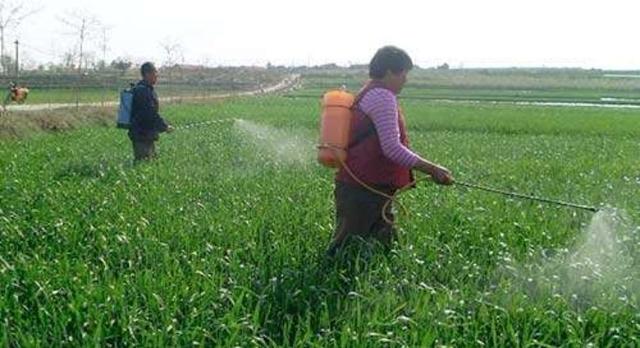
[567,208,633,287]
[501,207,639,310]
[232,119,315,167]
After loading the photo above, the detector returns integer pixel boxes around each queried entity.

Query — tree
[62,51,76,70]
[0,1,41,75]
[99,26,111,70]
[0,53,12,71]
[59,10,101,73]
[159,38,185,84]
[82,51,97,71]
[159,38,184,69]
[95,59,107,71]
[110,58,132,75]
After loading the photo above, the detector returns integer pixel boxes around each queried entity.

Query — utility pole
[14,39,18,78]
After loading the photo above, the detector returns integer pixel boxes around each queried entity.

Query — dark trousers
[328,181,396,255]
[132,139,156,161]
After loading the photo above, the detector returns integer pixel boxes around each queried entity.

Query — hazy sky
[13,0,640,69]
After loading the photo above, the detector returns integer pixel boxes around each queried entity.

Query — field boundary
[3,74,301,113]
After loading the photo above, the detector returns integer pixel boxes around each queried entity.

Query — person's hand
[166,125,175,133]
[429,165,454,185]
[414,159,455,186]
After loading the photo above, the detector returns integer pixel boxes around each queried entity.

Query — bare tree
[59,10,102,109]
[59,10,101,73]
[198,56,211,68]
[0,1,41,75]
[82,51,97,71]
[159,38,184,69]
[159,38,185,90]
[62,51,76,70]
[98,26,110,70]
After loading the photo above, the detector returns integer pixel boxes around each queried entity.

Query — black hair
[369,46,413,79]
[140,62,157,77]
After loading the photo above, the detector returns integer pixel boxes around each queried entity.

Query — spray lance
[452,180,599,213]
[369,175,600,224]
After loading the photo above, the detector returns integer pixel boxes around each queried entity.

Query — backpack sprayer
[116,83,135,129]
[317,89,599,223]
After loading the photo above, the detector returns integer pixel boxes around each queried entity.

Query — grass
[0,107,114,139]
[15,84,272,105]
[293,70,640,105]
[1,81,639,346]
[10,87,120,105]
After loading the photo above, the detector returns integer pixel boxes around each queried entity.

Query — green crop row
[1,85,639,346]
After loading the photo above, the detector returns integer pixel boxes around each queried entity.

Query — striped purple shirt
[359,88,419,168]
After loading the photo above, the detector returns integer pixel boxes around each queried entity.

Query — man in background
[128,62,173,161]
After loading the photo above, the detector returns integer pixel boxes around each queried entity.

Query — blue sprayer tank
[116,83,135,129]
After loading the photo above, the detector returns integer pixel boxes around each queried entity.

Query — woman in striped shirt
[328,46,454,256]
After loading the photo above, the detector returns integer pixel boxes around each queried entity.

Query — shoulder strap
[348,81,391,148]
[348,114,376,148]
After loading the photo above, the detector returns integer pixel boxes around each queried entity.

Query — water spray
[174,118,236,130]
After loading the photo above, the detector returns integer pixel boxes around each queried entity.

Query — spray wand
[453,180,599,212]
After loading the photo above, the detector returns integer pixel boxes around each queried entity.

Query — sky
[10,0,640,69]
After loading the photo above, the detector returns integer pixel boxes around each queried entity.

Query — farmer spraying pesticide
[319,46,454,256]
[127,62,174,161]
[2,81,29,111]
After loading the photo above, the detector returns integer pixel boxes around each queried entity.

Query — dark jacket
[128,80,168,141]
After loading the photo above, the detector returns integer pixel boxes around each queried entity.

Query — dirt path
[4,74,301,112]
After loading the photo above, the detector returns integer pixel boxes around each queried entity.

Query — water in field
[514,101,640,109]
[434,99,640,109]
[600,97,640,103]
[603,74,640,78]
[232,119,315,167]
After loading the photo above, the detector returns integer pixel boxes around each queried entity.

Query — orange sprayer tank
[318,90,355,168]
